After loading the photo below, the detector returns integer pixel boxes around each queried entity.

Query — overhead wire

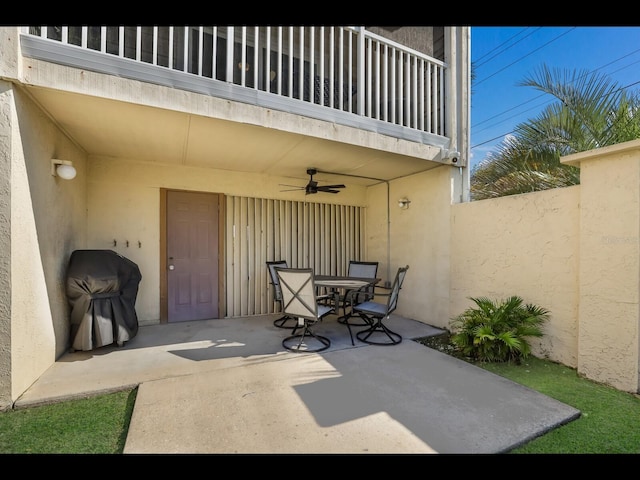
[471,29,640,152]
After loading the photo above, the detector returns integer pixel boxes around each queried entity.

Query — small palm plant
[449,296,549,363]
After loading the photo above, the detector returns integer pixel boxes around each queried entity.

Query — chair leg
[283,322,331,353]
[273,314,298,329]
[355,315,402,345]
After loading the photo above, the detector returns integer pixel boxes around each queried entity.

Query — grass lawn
[0,389,136,454]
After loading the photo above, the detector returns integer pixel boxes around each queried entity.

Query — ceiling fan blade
[319,184,345,189]
[281,188,305,192]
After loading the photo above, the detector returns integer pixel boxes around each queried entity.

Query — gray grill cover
[66,250,141,351]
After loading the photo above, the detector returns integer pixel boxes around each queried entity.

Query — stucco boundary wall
[450,138,640,394]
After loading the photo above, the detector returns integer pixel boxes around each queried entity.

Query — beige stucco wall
[87,157,368,324]
[450,186,581,368]
[367,165,454,328]
[564,140,640,393]
[0,82,12,409]
[6,84,86,404]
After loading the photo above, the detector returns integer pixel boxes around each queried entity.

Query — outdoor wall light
[51,159,77,180]
[398,198,411,209]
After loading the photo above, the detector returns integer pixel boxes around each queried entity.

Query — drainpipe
[315,169,391,285]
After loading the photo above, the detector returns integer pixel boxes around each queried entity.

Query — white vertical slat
[119,26,125,57]
[225,195,364,317]
[374,41,380,119]
[398,51,404,125]
[226,27,235,83]
[426,63,432,133]
[309,27,315,104]
[182,26,188,72]
[418,58,425,131]
[318,27,325,105]
[298,27,305,101]
[296,202,304,266]
[135,26,142,61]
[267,199,276,313]
[257,198,267,313]
[100,26,107,53]
[366,37,372,117]
[211,27,218,79]
[276,27,283,95]
[252,26,259,88]
[168,27,174,69]
[411,56,418,128]
[240,27,247,86]
[338,29,344,110]
[246,198,256,315]
[314,204,322,273]
[328,27,335,108]
[239,196,249,315]
[347,30,353,112]
[287,27,294,99]
[152,27,158,66]
[265,27,272,92]
[197,27,203,76]
[437,63,446,135]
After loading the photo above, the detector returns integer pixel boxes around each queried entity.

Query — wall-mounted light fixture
[398,198,411,209]
[51,159,77,180]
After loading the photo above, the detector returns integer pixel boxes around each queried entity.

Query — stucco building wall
[86,156,369,324]
[6,85,86,404]
[367,166,453,329]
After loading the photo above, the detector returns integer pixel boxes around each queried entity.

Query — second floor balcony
[2,25,471,202]
[20,26,461,166]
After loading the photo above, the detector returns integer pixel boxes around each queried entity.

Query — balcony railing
[23,26,447,137]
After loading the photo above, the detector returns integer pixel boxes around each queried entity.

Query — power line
[474,27,576,87]
[471,78,640,151]
[474,46,640,132]
[471,29,640,154]
[473,27,541,69]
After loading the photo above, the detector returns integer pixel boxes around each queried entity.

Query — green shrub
[449,296,549,363]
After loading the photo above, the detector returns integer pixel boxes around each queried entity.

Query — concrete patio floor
[15,313,581,454]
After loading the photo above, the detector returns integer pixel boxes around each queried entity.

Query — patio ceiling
[23,85,446,187]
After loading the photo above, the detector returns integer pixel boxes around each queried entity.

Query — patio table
[314,275,381,345]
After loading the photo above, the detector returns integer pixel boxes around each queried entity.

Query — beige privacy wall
[450,139,640,393]
[563,140,640,393]
[450,185,581,368]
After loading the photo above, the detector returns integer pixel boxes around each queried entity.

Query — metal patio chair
[337,260,379,324]
[350,265,409,345]
[275,267,334,353]
[266,260,297,329]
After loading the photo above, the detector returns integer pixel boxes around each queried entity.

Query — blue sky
[470,26,640,170]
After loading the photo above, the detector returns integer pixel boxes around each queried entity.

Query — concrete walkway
[15,314,580,454]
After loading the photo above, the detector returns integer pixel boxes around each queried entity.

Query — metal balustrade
[23,26,447,137]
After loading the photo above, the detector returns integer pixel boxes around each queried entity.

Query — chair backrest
[266,260,288,302]
[348,260,379,304]
[386,265,409,315]
[348,260,378,279]
[275,267,320,323]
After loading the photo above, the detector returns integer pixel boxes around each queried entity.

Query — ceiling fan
[280,168,346,195]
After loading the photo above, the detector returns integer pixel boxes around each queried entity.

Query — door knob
[169,264,175,270]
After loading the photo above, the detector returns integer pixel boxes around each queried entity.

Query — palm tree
[471,64,640,200]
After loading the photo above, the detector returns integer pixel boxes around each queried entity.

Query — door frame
[159,188,226,323]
